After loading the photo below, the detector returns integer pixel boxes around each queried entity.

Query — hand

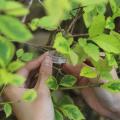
[4,53,54,120]
[62,63,120,120]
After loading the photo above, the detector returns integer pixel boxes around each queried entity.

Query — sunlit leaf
[5,1,29,16]
[92,34,120,54]
[53,33,70,54]
[8,60,25,72]
[46,76,58,90]
[89,15,105,37]
[22,89,37,102]
[0,15,32,42]
[80,66,97,78]
[60,104,85,120]
[0,36,15,67]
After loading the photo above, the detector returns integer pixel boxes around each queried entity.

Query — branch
[22,0,34,23]
[59,83,103,90]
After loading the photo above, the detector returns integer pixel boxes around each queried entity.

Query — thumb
[35,55,53,92]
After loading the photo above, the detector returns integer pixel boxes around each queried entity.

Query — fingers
[35,55,53,93]
[4,53,48,99]
[62,63,83,78]
[17,52,48,78]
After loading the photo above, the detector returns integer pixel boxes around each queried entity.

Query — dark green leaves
[55,110,64,120]
[0,37,15,67]
[101,80,120,92]
[60,75,77,87]
[89,15,105,37]
[3,103,12,118]
[46,76,58,90]
[80,66,97,78]
[0,15,32,42]
[60,104,85,120]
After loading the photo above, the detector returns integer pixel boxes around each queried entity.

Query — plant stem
[22,0,34,23]
[59,83,103,90]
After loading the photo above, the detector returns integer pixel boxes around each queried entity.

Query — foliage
[1,0,120,120]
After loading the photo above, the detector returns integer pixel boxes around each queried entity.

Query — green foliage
[60,75,77,87]
[92,34,120,54]
[8,60,25,72]
[60,104,85,120]
[0,15,32,42]
[80,66,97,78]
[55,110,64,120]
[46,76,58,90]
[3,103,12,118]
[101,80,120,92]
[89,15,105,37]
[22,89,37,102]
[0,37,15,67]
[1,0,120,119]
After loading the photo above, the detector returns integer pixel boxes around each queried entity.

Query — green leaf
[83,6,97,27]
[109,0,117,13]
[92,34,120,54]
[8,60,25,72]
[106,53,118,67]
[92,59,113,81]
[60,104,85,120]
[59,95,74,106]
[112,8,120,19]
[16,49,24,58]
[0,15,32,42]
[0,0,6,10]
[36,16,58,30]
[53,33,70,54]
[80,66,97,78]
[60,75,77,87]
[79,0,107,6]
[96,3,106,15]
[21,52,33,62]
[46,76,58,90]
[110,31,120,40]
[9,74,25,86]
[89,15,105,37]
[79,39,99,61]
[55,110,64,120]
[4,1,29,16]
[0,36,15,67]
[22,89,37,102]
[105,17,115,30]
[101,80,120,92]
[3,103,12,118]
[73,43,87,64]
[69,49,78,65]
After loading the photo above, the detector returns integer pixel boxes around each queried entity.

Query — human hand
[4,53,54,120]
[62,63,119,120]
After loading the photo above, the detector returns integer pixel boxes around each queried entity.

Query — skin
[62,64,120,120]
[4,53,54,120]
[3,53,120,120]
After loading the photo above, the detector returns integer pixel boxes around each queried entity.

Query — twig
[67,9,81,33]
[38,0,44,7]
[22,0,34,23]
[70,33,89,37]
[59,83,103,90]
